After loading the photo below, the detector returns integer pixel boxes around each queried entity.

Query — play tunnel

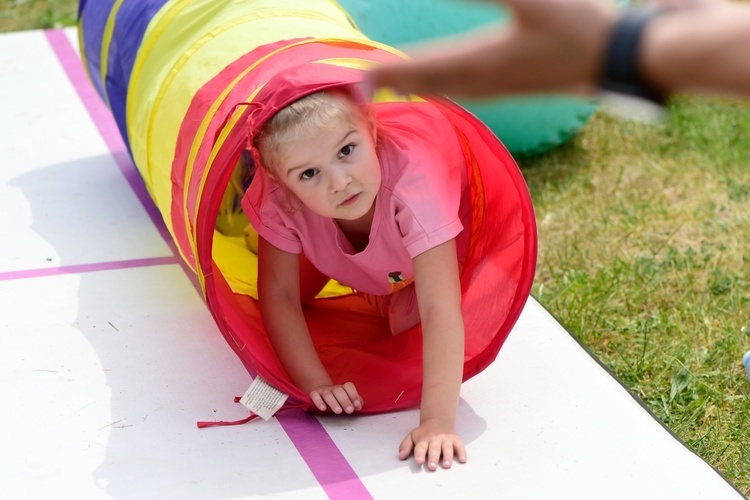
[77,0,538,413]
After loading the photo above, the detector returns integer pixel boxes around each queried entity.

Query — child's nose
[329,167,351,192]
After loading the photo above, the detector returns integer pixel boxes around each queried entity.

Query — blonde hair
[217,89,374,224]
[255,89,374,176]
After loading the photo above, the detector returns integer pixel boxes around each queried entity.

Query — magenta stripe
[0,256,181,281]
[45,28,201,297]
[277,411,373,500]
[45,29,370,496]
[44,29,174,249]
[238,362,370,497]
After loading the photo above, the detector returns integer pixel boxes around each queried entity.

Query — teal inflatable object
[336,0,599,156]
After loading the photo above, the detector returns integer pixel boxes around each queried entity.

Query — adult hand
[650,0,722,8]
[368,0,618,98]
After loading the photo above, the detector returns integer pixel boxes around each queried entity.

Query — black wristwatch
[600,7,668,104]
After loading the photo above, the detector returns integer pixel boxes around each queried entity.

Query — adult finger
[368,33,513,98]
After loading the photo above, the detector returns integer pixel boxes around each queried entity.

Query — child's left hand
[398,418,467,471]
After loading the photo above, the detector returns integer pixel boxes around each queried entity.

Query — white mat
[0,28,743,499]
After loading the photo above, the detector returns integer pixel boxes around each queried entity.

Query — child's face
[273,114,380,223]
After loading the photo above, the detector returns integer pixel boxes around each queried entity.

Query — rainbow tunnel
[77,0,539,413]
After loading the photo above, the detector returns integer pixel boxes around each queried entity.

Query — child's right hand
[310,382,363,414]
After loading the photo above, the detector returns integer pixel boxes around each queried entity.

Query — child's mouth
[341,193,360,206]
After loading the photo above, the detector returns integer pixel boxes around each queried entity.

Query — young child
[242,86,472,471]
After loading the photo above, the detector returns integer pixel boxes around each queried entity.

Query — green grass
[2,1,749,494]
[522,97,750,493]
[0,0,77,32]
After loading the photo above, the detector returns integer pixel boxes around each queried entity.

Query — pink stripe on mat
[44,29,173,249]
[45,29,372,498]
[45,28,199,296]
[0,256,182,281]
[278,411,373,500]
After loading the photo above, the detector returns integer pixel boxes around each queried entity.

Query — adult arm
[367,0,750,99]
[257,236,362,413]
[367,0,615,97]
[399,239,467,470]
[642,3,750,97]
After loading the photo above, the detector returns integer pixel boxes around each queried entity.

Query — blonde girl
[242,87,471,471]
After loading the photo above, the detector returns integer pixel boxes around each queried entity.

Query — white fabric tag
[239,376,289,420]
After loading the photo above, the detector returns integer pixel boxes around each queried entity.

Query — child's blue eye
[300,168,317,180]
[338,144,355,159]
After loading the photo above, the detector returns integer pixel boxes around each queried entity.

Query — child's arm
[257,236,363,414]
[399,238,467,470]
